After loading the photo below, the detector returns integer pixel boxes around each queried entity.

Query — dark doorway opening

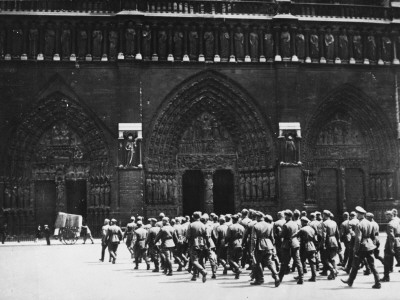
[317,169,339,217]
[35,181,56,226]
[66,180,87,219]
[345,168,364,212]
[182,170,204,216]
[213,170,235,215]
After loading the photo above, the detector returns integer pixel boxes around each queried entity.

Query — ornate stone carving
[204,25,214,60]
[188,25,199,61]
[61,23,71,59]
[44,23,56,58]
[173,26,183,59]
[108,23,118,59]
[125,22,136,58]
[249,26,259,61]
[142,24,152,59]
[324,28,335,61]
[338,28,349,61]
[77,23,88,58]
[264,29,274,60]
[158,25,168,60]
[29,23,39,59]
[310,28,319,59]
[92,24,103,58]
[295,30,305,60]
[352,31,363,60]
[366,31,376,61]
[234,26,244,60]
[220,25,230,61]
[11,22,23,58]
[280,25,291,58]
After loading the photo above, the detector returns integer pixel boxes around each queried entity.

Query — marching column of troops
[98,206,400,288]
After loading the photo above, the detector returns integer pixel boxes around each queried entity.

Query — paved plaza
[0,238,399,300]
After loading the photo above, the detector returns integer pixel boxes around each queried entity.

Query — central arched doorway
[144,70,276,216]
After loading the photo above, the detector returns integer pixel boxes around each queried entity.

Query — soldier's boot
[309,262,317,282]
[134,259,139,270]
[166,265,173,276]
[191,269,198,281]
[201,269,208,283]
[211,265,217,279]
[147,263,150,270]
[152,261,160,272]
[274,258,280,272]
[380,276,390,282]
[273,275,281,287]
[297,277,304,285]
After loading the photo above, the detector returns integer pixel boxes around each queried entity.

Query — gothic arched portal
[144,70,277,216]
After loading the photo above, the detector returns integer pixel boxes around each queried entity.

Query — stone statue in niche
[158,26,168,60]
[29,23,39,59]
[264,30,274,59]
[108,24,118,59]
[382,34,392,61]
[61,23,71,59]
[369,177,376,200]
[338,28,349,60]
[142,24,152,59]
[204,174,213,203]
[262,173,269,199]
[280,25,291,58]
[125,133,137,167]
[284,135,296,163]
[125,22,136,58]
[92,24,103,58]
[245,173,251,200]
[220,25,230,60]
[167,175,173,201]
[77,24,88,58]
[295,31,305,59]
[251,173,257,199]
[239,174,245,200]
[376,176,382,200]
[11,24,23,57]
[0,25,5,58]
[173,27,183,59]
[188,25,199,60]
[352,31,363,60]
[44,23,56,58]
[160,175,168,202]
[204,26,214,60]
[146,175,153,202]
[388,177,393,199]
[249,26,259,60]
[153,175,160,202]
[310,29,319,59]
[269,172,276,199]
[56,181,65,206]
[381,177,387,200]
[366,31,376,61]
[172,177,178,201]
[324,28,335,60]
[257,172,263,199]
[234,26,245,59]
[100,183,105,206]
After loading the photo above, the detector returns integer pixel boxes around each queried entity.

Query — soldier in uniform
[242,209,257,270]
[364,212,384,275]
[339,212,351,267]
[201,214,218,279]
[173,217,188,271]
[124,216,137,259]
[321,210,340,280]
[274,211,286,265]
[134,220,150,270]
[240,208,251,269]
[226,214,245,279]
[278,210,303,284]
[156,212,165,228]
[146,218,161,272]
[250,212,280,286]
[293,217,318,282]
[380,210,400,282]
[392,208,400,267]
[186,211,208,282]
[99,218,110,262]
[154,217,176,276]
[216,215,229,274]
[341,206,381,289]
[106,218,123,264]
[342,218,359,274]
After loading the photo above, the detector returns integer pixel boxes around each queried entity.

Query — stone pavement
[0,238,399,300]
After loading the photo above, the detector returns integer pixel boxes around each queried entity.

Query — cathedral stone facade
[0,0,400,236]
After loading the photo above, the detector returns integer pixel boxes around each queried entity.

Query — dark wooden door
[213,170,235,215]
[317,169,339,216]
[345,168,364,212]
[35,181,56,226]
[182,170,204,215]
[66,180,87,219]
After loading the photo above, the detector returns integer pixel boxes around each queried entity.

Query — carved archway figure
[303,84,398,216]
[145,70,276,215]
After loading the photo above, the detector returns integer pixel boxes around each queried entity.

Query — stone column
[167,23,174,62]
[229,27,235,62]
[291,25,298,62]
[135,23,142,60]
[259,25,266,62]
[183,24,189,62]
[319,28,326,63]
[152,24,158,61]
[377,30,384,65]
[203,171,214,214]
[334,27,340,64]
[392,30,399,65]
[244,25,251,62]
[274,25,281,61]
[214,24,220,62]
[348,29,355,64]
[198,24,205,62]
[305,27,311,63]
[362,28,369,64]
[54,22,61,61]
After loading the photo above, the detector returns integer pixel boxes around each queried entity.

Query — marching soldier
[322,210,340,280]
[173,217,188,272]
[226,214,245,279]
[201,214,218,279]
[380,210,400,282]
[364,212,384,275]
[106,218,123,264]
[216,215,229,275]
[339,212,351,267]
[341,206,381,289]
[124,217,137,259]
[154,217,176,276]
[274,211,286,265]
[134,220,150,270]
[186,211,208,282]
[99,218,110,262]
[242,209,257,271]
[240,209,251,269]
[278,210,303,284]
[250,212,280,287]
[146,218,161,272]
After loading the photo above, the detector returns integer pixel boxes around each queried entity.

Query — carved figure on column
[161,175,168,202]
[44,23,56,58]
[146,175,153,202]
[245,173,251,200]
[338,28,349,60]
[352,31,362,60]
[388,177,393,199]
[77,23,88,59]
[381,177,387,200]
[251,173,257,200]
[125,22,136,58]
[142,24,152,59]
[220,25,230,61]
[269,172,276,199]
[280,25,291,58]
[204,25,214,60]
[264,30,274,60]
[295,30,305,60]
[262,173,269,199]
[234,26,245,60]
[204,174,213,203]
[382,34,392,62]
[172,176,178,201]
[376,176,382,200]
[100,183,105,206]
[125,134,136,167]
[11,23,23,57]
[61,23,71,59]
[188,25,199,61]
[256,172,263,200]
[108,24,118,59]
[158,26,168,60]
[153,175,160,202]
[56,181,65,209]
[105,184,110,206]
[249,26,259,61]
[324,28,335,60]
[92,24,103,58]
[167,175,173,201]
[366,31,376,61]
[310,29,319,59]
[173,27,183,59]
[239,174,245,200]
[29,23,39,59]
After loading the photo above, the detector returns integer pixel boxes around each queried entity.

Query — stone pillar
[135,23,142,60]
[244,25,251,62]
[152,24,158,61]
[319,28,326,63]
[274,25,281,61]
[198,24,204,62]
[362,28,369,64]
[291,25,298,62]
[229,27,235,62]
[348,29,355,64]
[167,23,174,62]
[305,27,311,63]
[392,30,399,65]
[183,24,189,62]
[259,25,266,62]
[214,24,220,62]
